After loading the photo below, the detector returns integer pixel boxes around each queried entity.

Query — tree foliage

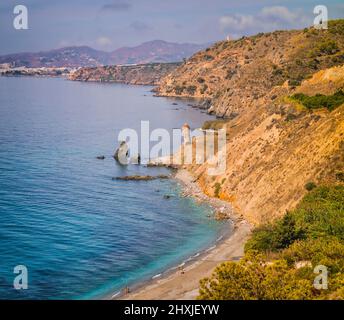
[198,185,344,300]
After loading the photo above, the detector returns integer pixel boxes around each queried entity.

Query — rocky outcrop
[113,175,169,181]
[114,141,129,164]
[69,62,181,85]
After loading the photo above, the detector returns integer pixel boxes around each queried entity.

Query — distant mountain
[0,40,208,68]
[108,40,207,65]
[0,46,107,68]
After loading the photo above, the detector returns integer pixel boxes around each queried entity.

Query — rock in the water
[112,175,169,181]
[114,141,129,164]
[96,155,105,160]
[114,141,141,165]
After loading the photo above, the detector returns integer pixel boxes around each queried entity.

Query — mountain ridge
[0,40,208,68]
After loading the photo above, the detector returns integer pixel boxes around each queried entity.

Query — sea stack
[114,141,129,165]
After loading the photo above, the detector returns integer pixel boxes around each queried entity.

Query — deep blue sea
[0,76,225,299]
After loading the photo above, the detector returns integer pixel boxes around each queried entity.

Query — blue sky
[0,0,343,54]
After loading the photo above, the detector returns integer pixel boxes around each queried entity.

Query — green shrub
[328,19,344,35]
[199,253,314,300]
[204,54,214,61]
[247,185,344,250]
[214,182,221,198]
[245,212,305,252]
[308,39,340,58]
[200,84,208,94]
[305,181,317,191]
[186,85,197,95]
[285,113,298,122]
[288,79,301,87]
[272,68,283,76]
[290,90,344,111]
[174,85,185,95]
[199,185,344,300]
[317,40,339,55]
[281,237,344,273]
[335,172,344,182]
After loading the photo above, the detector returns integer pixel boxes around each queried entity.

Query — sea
[0,76,226,299]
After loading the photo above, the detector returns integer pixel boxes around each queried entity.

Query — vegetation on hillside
[199,185,344,300]
[289,90,344,111]
[284,20,344,86]
[157,19,344,112]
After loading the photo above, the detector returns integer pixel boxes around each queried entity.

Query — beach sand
[114,169,251,300]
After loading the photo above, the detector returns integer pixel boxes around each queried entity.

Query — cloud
[101,1,131,12]
[58,40,71,48]
[220,6,312,37]
[219,15,255,32]
[96,36,112,47]
[129,21,152,32]
[260,6,308,26]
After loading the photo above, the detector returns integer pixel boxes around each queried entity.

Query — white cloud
[260,6,309,26]
[58,40,71,48]
[220,6,312,37]
[129,21,152,32]
[96,36,112,47]
[219,15,256,32]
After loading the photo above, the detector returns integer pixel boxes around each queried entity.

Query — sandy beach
[114,169,251,300]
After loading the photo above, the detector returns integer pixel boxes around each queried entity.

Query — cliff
[69,62,181,85]
[156,20,344,118]
[157,20,344,225]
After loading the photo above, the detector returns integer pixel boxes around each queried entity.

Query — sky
[0,0,343,55]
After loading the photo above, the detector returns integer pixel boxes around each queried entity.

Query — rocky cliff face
[69,62,180,85]
[156,20,344,119]
[187,64,344,225]
[157,20,344,225]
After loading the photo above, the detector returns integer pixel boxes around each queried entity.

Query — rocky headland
[68,62,181,85]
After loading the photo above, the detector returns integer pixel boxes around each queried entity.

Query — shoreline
[110,169,251,300]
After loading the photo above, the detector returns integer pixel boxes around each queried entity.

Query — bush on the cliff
[290,90,344,111]
[174,85,185,95]
[305,181,317,191]
[186,85,197,95]
[214,182,221,198]
[246,185,344,250]
[308,40,340,57]
[245,212,305,252]
[199,253,314,300]
[199,185,344,300]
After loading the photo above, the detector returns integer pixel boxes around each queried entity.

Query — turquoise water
[0,77,225,299]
